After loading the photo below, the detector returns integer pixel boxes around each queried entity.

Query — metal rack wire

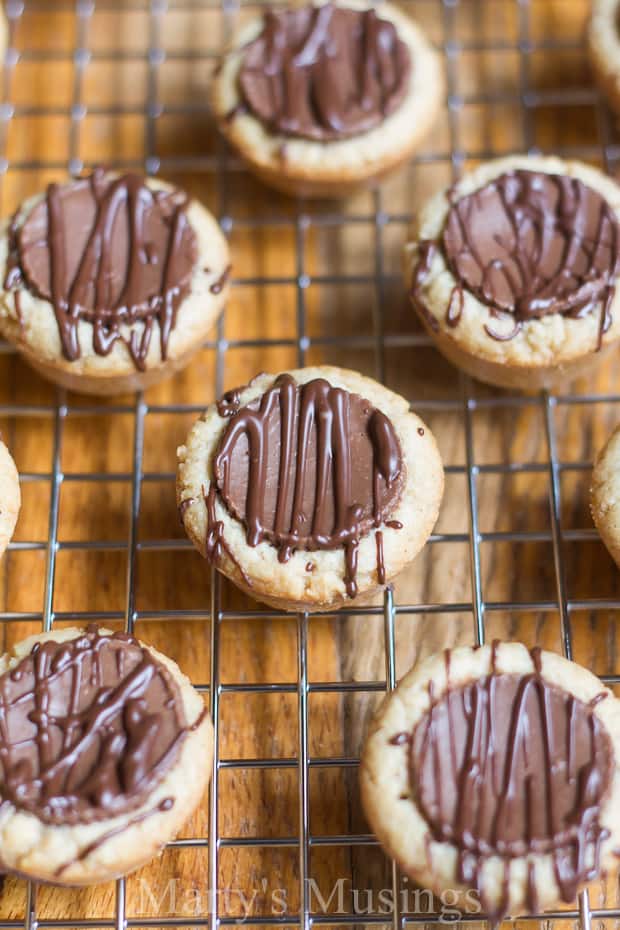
[1,1,620,929]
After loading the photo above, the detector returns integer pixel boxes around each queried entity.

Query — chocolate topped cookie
[177,367,443,611]
[0,626,212,885]
[405,156,620,391]
[361,642,620,923]
[591,421,620,570]
[442,170,619,333]
[589,0,620,120]
[0,440,20,559]
[237,5,411,142]
[0,170,230,395]
[210,1,443,198]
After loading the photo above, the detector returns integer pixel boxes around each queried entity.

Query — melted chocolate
[208,374,404,597]
[408,647,612,922]
[210,264,231,296]
[5,170,198,372]
[410,240,440,333]
[178,497,195,519]
[237,3,411,142]
[216,386,243,418]
[375,530,385,585]
[413,171,620,346]
[389,731,410,746]
[204,484,254,590]
[0,626,191,826]
[55,796,174,878]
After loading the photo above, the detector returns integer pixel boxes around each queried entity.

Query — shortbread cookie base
[0,177,230,396]
[361,642,620,918]
[405,155,620,392]
[0,439,20,557]
[0,628,213,886]
[177,366,444,612]
[0,11,6,66]
[589,0,620,116]
[592,423,620,568]
[211,0,444,199]
[21,338,215,397]
[422,323,620,392]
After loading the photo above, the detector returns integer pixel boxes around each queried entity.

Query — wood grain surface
[0,1,619,927]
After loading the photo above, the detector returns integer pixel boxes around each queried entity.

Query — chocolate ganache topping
[237,3,411,142]
[5,169,198,371]
[0,627,192,827]
[207,374,404,597]
[414,170,620,344]
[409,647,612,920]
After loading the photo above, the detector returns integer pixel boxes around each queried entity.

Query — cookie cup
[361,642,620,918]
[0,439,19,557]
[405,155,620,392]
[591,423,620,568]
[0,627,213,886]
[589,0,620,117]
[177,366,444,612]
[210,0,444,199]
[0,177,230,396]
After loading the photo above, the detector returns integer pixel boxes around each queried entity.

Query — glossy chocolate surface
[237,3,411,141]
[6,170,197,371]
[0,627,189,826]
[412,170,620,345]
[408,646,612,921]
[208,374,404,597]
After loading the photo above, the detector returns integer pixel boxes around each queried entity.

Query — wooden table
[0,1,619,927]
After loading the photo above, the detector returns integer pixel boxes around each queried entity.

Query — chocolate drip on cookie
[413,170,620,345]
[208,374,404,597]
[216,385,243,418]
[409,645,612,923]
[55,796,175,877]
[0,626,194,826]
[6,169,197,371]
[237,3,411,142]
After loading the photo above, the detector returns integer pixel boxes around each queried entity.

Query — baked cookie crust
[0,439,19,558]
[361,642,620,921]
[210,0,444,199]
[177,366,444,612]
[404,155,620,391]
[0,173,230,395]
[0,10,6,66]
[591,422,620,567]
[0,627,213,886]
[589,0,620,117]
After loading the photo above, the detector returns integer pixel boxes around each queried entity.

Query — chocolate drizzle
[389,731,410,747]
[216,386,243,418]
[0,626,192,826]
[412,170,620,346]
[408,645,612,923]
[54,796,175,877]
[210,264,231,296]
[237,3,411,142]
[178,497,195,519]
[5,169,198,371]
[446,286,463,328]
[410,240,440,333]
[204,484,253,590]
[207,374,404,597]
[375,530,386,585]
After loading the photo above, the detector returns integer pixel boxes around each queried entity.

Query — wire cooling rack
[2,1,620,930]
